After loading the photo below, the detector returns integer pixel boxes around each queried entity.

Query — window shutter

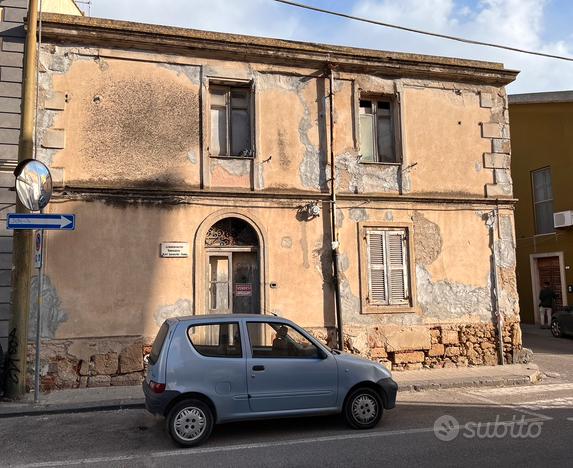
[386,231,409,305]
[367,232,387,304]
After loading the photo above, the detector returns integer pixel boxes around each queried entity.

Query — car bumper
[142,380,179,416]
[377,377,398,409]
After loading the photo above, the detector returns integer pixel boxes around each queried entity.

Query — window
[149,322,169,365]
[359,97,399,163]
[247,322,321,359]
[364,228,410,307]
[187,322,242,358]
[210,85,252,157]
[532,168,554,234]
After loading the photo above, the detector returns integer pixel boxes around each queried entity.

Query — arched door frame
[194,210,268,315]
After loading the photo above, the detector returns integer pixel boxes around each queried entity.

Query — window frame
[531,167,555,235]
[246,321,324,359]
[186,321,243,359]
[357,94,402,165]
[358,222,417,314]
[208,81,255,159]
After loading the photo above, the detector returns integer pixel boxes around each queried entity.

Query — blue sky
[84,0,573,94]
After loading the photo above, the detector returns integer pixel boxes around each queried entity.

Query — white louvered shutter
[386,230,409,305]
[367,231,388,304]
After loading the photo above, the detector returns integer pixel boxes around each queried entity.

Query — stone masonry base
[28,322,522,391]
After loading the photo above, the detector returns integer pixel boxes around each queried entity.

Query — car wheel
[167,399,214,447]
[344,387,383,429]
[551,319,563,338]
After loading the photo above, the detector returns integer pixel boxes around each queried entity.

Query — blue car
[143,314,398,446]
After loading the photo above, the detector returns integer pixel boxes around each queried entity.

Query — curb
[0,400,145,418]
[397,370,543,392]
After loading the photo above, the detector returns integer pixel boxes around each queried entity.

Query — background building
[510,91,573,325]
[20,12,522,389]
[0,0,81,353]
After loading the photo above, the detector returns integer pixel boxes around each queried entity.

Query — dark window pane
[149,322,169,365]
[247,322,320,358]
[535,200,555,234]
[376,115,394,162]
[359,99,373,114]
[187,323,242,358]
[231,109,250,155]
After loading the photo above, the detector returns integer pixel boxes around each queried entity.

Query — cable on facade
[273,0,573,62]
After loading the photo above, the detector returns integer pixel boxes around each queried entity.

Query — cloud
[87,0,573,93]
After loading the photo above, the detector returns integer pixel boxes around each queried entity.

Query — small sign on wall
[34,230,43,269]
[235,283,253,297]
[160,242,189,258]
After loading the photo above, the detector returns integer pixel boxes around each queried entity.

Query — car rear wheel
[344,387,383,429]
[551,319,563,338]
[167,399,214,447]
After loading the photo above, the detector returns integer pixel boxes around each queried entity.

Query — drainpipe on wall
[5,0,39,399]
[327,65,344,351]
[488,206,505,365]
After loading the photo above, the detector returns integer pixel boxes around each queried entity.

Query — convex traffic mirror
[14,159,52,211]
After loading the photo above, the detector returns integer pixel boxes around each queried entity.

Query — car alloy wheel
[167,399,214,447]
[344,387,383,429]
[551,319,562,338]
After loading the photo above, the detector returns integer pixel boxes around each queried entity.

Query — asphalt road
[1,327,571,468]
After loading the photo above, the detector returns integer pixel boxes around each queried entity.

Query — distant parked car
[143,314,398,447]
[551,306,573,338]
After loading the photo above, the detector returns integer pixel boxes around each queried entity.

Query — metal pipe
[488,206,505,365]
[5,0,40,399]
[327,66,344,351]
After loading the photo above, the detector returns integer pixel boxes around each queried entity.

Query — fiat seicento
[143,314,398,446]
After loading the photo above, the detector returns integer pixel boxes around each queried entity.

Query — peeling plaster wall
[38,45,508,199]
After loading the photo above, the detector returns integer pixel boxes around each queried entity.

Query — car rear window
[149,322,169,365]
[187,322,242,358]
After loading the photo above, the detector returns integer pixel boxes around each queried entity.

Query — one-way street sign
[7,214,75,230]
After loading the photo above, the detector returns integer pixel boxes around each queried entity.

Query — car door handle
[252,365,265,371]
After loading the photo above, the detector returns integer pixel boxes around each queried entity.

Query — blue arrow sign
[7,214,75,230]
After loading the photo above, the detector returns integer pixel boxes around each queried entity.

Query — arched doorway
[205,217,260,314]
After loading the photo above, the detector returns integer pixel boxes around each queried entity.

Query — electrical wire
[273,0,573,62]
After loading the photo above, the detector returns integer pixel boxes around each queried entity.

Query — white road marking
[520,397,573,410]
[462,391,553,421]
[11,419,545,468]
[466,383,573,396]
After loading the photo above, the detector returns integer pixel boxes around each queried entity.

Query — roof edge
[38,13,519,86]
[509,90,573,105]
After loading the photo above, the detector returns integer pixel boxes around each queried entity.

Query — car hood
[332,351,393,380]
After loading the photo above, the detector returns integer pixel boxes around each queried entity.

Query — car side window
[247,322,321,359]
[187,322,242,358]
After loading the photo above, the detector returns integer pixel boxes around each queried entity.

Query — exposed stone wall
[26,337,148,391]
[340,321,522,371]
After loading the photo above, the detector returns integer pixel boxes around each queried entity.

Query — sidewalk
[0,363,542,417]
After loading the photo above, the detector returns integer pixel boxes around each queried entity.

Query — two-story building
[27,13,521,389]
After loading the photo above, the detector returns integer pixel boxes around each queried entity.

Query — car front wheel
[167,399,214,447]
[551,319,563,338]
[344,387,383,429]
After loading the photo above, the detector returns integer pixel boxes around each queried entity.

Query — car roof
[174,313,291,323]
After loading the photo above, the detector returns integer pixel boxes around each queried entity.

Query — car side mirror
[318,349,329,360]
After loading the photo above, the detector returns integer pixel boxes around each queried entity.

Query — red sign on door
[235,283,252,297]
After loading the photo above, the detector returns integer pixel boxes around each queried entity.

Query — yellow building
[510,91,573,325]
[25,13,522,389]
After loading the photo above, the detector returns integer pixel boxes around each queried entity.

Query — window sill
[361,304,419,314]
[358,158,401,166]
[209,154,256,160]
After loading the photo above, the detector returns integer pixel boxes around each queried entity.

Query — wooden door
[232,251,260,314]
[537,256,562,311]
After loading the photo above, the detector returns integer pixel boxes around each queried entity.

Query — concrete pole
[5,0,39,399]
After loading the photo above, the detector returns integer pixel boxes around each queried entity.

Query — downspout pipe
[327,65,344,351]
[5,0,39,399]
[488,206,505,365]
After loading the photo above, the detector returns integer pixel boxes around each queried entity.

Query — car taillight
[149,381,166,394]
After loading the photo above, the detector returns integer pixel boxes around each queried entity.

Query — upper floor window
[210,85,253,157]
[532,167,554,234]
[359,97,399,163]
[363,228,411,309]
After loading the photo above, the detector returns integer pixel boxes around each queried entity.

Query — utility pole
[5,0,39,399]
